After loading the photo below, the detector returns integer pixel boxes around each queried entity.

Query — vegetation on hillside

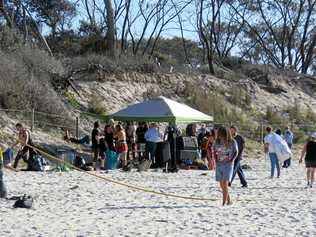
[1,0,316,74]
[1,0,316,142]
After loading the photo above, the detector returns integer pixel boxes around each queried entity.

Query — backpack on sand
[137,159,152,172]
[13,194,33,209]
[30,155,47,171]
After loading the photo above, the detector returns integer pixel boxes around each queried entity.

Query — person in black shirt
[299,133,316,188]
[104,124,115,151]
[229,126,248,187]
[164,124,182,166]
[136,123,148,143]
[91,121,103,167]
[136,123,148,158]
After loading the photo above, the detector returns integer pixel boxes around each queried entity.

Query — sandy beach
[1,155,316,237]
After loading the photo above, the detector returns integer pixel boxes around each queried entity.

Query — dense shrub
[88,95,107,115]
[221,56,247,70]
[183,82,257,131]
[0,28,69,123]
[68,53,157,75]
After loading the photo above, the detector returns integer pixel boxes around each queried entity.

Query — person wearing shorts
[12,123,36,170]
[300,133,316,188]
[213,126,238,206]
[114,124,128,168]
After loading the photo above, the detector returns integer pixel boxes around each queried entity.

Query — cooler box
[180,150,201,161]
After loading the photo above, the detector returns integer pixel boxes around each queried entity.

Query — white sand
[1,158,315,237]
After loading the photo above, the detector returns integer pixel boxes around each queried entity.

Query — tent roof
[111,96,213,124]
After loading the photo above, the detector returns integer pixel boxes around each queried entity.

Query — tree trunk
[120,0,131,54]
[105,0,116,58]
[207,49,215,74]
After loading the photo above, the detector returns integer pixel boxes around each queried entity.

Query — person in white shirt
[144,123,162,161]
[264,126,280,178]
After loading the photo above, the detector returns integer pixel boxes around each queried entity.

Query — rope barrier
[12,142,286,203]
[23,142,220,202]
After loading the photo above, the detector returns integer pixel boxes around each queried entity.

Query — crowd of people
[2,121,316,206]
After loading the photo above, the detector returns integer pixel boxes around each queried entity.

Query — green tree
[26,0,76,38]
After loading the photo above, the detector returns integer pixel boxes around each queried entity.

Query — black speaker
[176,136,184,164]
[152,142,171,168]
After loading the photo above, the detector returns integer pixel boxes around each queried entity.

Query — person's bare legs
[223,181,232,205]
[311,168,315,186]
[123,152,128,167]
[221,181,230,206]
[307,168,311,187]
[219,181,225,206]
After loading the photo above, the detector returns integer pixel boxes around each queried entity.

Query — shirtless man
[12,123,36,170]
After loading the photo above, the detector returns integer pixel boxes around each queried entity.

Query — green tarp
[111,96,213,124]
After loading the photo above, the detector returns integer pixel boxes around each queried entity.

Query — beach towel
[271,133,292,163]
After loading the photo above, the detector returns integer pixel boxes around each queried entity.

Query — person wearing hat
[299,132,316,188]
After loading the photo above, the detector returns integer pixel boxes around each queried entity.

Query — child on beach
[299,133,316,188]
[0,143,7,198]
[213,126,238,206]
[206,130,216,170]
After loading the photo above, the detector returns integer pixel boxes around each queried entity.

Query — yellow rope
[19,142,280,203]
[24,142,219,201]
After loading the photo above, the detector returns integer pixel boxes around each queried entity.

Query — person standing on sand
[104,119,116,152]
[213,126,238,206]
[114,124,128,168]
[136,122,148,158]
[283,126,294,168]
[229,126,248,188]
[299,133,316,188]
[206,130,216,170]
[264,127,280,178]
[91,121,103,169]
[126,122,137,160]
[0,143,7,198]
[12,123,36,170]
[144,123,162,163]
